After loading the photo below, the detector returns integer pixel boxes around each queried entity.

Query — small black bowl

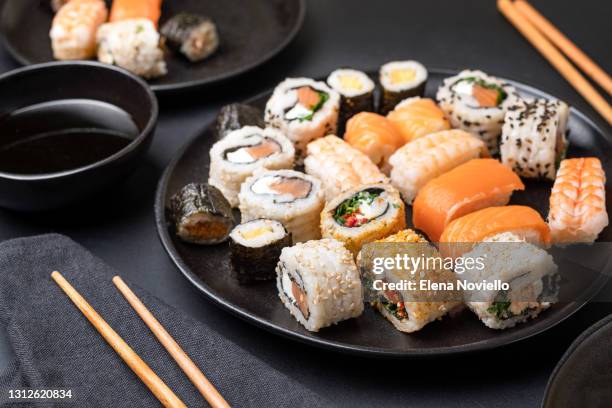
[0,61,158,211]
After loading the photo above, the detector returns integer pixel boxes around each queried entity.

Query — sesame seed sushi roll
[161,13,220,62]
[500,99,570,180]
[265,78,340,162]
[97,18,167,78]
[230,219,292,284]
[358,230,461,333]
[379,61,428,115]
[321,183,406,256]
[209,126,295,207]
[327,68,375,134]
[239,169,324,243]
[388,129,487,203]
[50,0,108,60]
[386,97,451,143]
[170,183,235,245]
[276,239,364,332]
[548,158,608,243]
[436,70,520,155]
[215,103,265,140]
[460,232,558,330]
[304,135,388,201]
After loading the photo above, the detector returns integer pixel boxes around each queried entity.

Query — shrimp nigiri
[386,97,450,143]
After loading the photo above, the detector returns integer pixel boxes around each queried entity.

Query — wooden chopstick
[514,0,612,95]
[51,272,187,408]
[112,276,231,408]
[497,0,612,125]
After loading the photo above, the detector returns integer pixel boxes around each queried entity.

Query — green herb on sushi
[450,77,508,108]
[285,86,330,123]
[161,13,220,62]
[333,189,386,227]
[215,104,265,140]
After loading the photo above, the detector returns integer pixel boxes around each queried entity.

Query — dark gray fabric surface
[0,234,326,407]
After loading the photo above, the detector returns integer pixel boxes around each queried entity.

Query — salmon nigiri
[413,159,525,242]
[439,206,551,258]
[386,97,451,143]
[110,0,162,27]
[548,158,608,243]
[344,112,405,174]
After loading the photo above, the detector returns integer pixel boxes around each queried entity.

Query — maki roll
[161,13,220,62]
[239,169,324,243]
[276,239,364,332]
[460,233,558,330]
[215,104,265,140]
[97,18,167,78]
[304,135,387,201]
[436,70,520,155]
[230,219,292,284]
[265,78,340,162]
[170,183,234,244]
[500,98,570,180]
[321,183,406,256]
[326,68,375,134]
[379,61,428,115]
[208,126,295,207]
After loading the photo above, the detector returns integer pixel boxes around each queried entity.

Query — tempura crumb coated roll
[389,129,487,203]
[304,135,388,201]
[276,239,364,332]
[379,61,428,115]
[209,126,295,207]
[265,78,340,162]
[327,68,375,133]
[321,183,406,256]
[239,169,324,243]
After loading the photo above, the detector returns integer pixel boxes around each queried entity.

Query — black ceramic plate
[155,69,612,357]
[0,0,305,93]
[543,313,612,408]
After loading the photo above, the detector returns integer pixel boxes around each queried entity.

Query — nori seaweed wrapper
[170,183,234,244]
[379,81,426,116]
[215,103,265,140]
[161,13,219,62]
[338,92,374,136]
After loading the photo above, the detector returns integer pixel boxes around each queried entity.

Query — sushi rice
[379,60,428,115]
[327,68,375,133]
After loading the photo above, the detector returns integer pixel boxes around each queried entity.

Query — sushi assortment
[49,0,220,78]
[167,62,608,335]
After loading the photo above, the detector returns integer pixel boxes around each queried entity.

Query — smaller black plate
[543,313,612,408]
[0,0,305,93]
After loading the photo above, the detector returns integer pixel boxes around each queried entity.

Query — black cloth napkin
[0,234,327,407]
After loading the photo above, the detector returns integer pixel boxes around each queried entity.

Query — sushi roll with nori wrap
[161,13,219,62]
[379,61,428,115]
[500,98,569,180]
[321,183,406,256]
[265,78,340,162]
[276,239,364,332]
[215,104,265,140]
[170,183,234,244]
[327,69,375,134]
[208,126,295,207]
[230,219,292,284]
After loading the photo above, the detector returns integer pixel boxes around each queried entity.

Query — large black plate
[0,0,305,94]
[543,313,612,407]
[154,69,612,357]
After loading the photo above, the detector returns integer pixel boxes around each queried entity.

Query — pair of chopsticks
[51,271,230,408]
[498,0,612,125]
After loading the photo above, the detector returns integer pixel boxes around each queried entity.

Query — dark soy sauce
[0,99,139,175]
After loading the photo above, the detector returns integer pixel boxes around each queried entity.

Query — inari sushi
[239,169,324,243]
[304,135,388,201]
[265,78,340,162]
[548,158,608,243]
[379,61,428,115]
[439,205,551,258]
[209,126,295,207]
[161,13,219,62]
[388,129,488,203]
[500,98,570,180]
[50,0,108,60]
[110,0,162,26]
[276,239,364,332]
[436,70,520,155]
[386,97,451,143]
[327,69,375,134]
[230,219,292,284]
[320,183,406,256]
[344,112,405,175]
[413,159,525,242]
[358,229,461,333]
